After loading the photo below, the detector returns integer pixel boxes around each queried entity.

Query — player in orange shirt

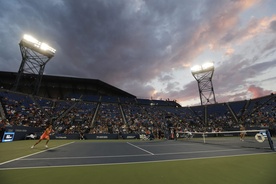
[31,125,54,148]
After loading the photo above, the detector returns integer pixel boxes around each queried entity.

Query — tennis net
[177,129,275,151]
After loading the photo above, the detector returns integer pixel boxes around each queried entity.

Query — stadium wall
[1,125,139,141]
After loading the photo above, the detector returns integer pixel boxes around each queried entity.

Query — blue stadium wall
[2,125,139,141]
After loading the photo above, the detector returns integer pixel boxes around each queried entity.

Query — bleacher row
[0,89,275,137]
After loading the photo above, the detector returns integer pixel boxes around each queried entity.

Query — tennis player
[31,124,54,148]
[240,124,246,141]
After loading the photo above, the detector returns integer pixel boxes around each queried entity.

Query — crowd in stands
[0,89,276,138]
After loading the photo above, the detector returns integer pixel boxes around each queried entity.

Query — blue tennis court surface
[1,140,274,170]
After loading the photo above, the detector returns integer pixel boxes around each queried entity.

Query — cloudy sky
[0,0,276,106]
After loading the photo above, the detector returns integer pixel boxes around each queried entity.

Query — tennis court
[0,137,274,170]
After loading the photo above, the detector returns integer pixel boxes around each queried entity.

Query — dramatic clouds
[0,0,275,106]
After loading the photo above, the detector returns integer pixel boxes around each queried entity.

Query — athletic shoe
[31,145,34,149]
[45,145,48,148]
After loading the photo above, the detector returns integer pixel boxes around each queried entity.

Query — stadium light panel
[23,34,39,44]
[21,34,56,55]
[40,43,56,53]
[191,62,214,74]
[202,62,214,71]
[191,65,202,73]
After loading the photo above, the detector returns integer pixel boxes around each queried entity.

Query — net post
[265,130,275,151]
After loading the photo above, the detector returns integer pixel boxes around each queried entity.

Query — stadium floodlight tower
[13,34,56,95]
[191,62,217,105]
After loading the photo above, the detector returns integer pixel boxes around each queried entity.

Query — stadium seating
[0,89,275,137]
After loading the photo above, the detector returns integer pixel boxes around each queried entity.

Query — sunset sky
[0,0,276,106]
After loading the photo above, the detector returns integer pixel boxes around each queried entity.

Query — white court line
[21,153,151,161]
[154,148,242,155]
[0,141,75,166]
[138,143,203,147]
[0,152,274,171]
[127,142,154,155]
[21,148,241,161]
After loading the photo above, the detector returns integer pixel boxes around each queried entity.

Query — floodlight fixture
[20,34,56,57]
[13,34,56,95]
[23,34,39,44]
[191,62,216,105]
[202,62,214,70]
[191,62,214,74]
[191,65,202,73]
